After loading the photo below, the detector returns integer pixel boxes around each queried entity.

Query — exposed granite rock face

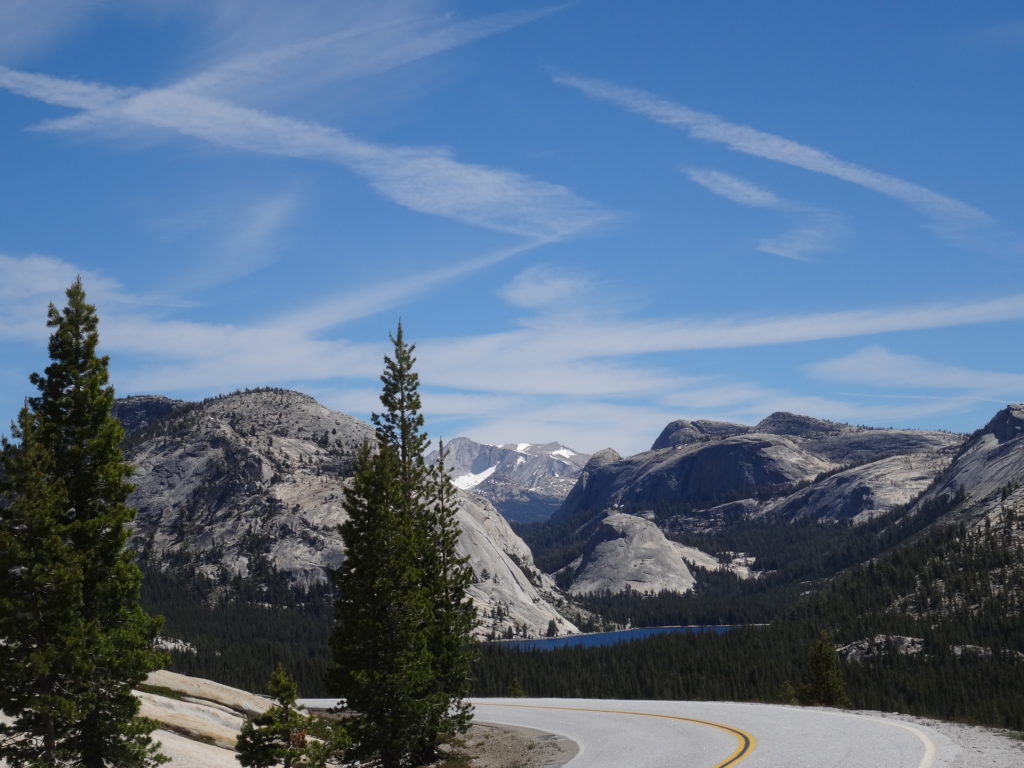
[427,437,590,524]
[837,635,925,662]
[763,451,955,524]
[800,429,957,465]
[457,491,579,638]
[549,411,968,595]
[985,403,1024,444]
[125,389,372,588]
[583,448,621,469]
[113,394,186,435]
[910,404,1024,529]
[138,670,271,752]
[568,513,698,595]
[566,512,742,595]
[553,433,835,528]
[555,413,964,531]
[120,388,576,638]
[650,419,749,450]
[753,411,844,437]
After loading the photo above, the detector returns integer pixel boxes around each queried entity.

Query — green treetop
[799,629,853,709]
[329,325,477,768]
[0,278,166,768]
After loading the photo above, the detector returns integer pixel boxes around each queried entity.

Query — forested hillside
[124,394,1024,728]
[475,503,1024,730]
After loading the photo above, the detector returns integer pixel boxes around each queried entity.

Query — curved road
[471,698,959,768]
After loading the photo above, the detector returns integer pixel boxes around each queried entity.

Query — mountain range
[109,388,1024,695]
[426,437,590,523]
[115,389,579,642]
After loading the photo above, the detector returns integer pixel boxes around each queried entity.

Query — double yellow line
[475,701,756,768]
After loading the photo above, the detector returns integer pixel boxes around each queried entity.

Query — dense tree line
[475,504,1024,731]
[473,625,1024,729]
[138,563,334,697]
[574,488,968,627]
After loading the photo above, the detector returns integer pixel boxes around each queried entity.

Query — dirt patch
[452,722,578,768]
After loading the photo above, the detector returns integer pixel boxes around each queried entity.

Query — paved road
[471,698,959,768]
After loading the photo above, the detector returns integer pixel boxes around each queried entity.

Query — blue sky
[2,1,1023,456]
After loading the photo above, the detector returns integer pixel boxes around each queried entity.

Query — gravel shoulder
[856,710,1024,768]
[456,722,579,768]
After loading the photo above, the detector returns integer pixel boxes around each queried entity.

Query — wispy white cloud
[809,345,1024,395]
[686,167,844,261]
[969,18,1024,45]
[661,380,972,427]
[686,168,782,208]
[502,293,1024,358]
[278,239,548,333]
[452,399,681,455]
[179,191,300,290]
[0,66,609,241]
[0,253,190,343]
[1,6,607,242]
[0,0,106,61]
[9,251,1022,454]
[756,210,845,262]
[498,265,590,308]
[0,65,136,109]
[558,74,991,233]
[181,4,568,105]
[0,253,120,302]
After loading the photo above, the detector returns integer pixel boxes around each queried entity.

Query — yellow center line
[475,701,756,768]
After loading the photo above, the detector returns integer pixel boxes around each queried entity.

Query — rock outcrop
[566,512,740,595]
[113,394,186,435]
[908,404,1024,528]
[762,452,954,524]
[549,411,966,595]
[650,419,749,450]
[428,437,590,523]
[553,430,837,528]
[555,412,963,532]
[121,388,577,638]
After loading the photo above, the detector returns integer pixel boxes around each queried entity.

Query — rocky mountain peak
[119,391,577,638]
[651,420,701,450]
[981,403,1024,444]
[754,411,846,437]
[113,395,185,436]
[582,447,621,470]
[651,418,749,450]
[429,437,591,524]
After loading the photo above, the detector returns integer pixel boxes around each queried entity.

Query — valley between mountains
[117,388,1024,730]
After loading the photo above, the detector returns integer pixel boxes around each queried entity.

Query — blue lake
[493,625,736,651]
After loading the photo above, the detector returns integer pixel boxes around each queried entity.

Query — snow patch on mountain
[430,437,591,524]
[452,465,498,490]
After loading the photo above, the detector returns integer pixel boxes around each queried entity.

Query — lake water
[493,625,735,651]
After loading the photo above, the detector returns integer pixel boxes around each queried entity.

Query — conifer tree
[237,665,349,768]
[328,441,434,768]
[415,439,477,763]
[0,279,166,767]
[329,325,476,768]
[798,630,853,708]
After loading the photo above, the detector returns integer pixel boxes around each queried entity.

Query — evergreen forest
[141,493,1024,731]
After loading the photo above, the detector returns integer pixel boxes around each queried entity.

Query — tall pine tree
[328,325,476,768]
[0,279,166,767]
[415,439,477,762]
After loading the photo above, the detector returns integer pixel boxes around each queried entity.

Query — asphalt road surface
[470,698,957,768]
